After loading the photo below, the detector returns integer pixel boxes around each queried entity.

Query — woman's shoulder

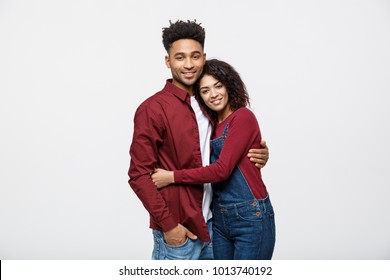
[226,108,261,138]
[232,107,258,122]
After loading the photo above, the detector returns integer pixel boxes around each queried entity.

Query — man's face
[165,39,206,94]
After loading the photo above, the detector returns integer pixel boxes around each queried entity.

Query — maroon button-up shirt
[128,80,212,242]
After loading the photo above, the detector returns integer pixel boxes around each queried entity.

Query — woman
[151,59,275,260]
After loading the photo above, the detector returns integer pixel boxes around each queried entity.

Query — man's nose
[184,58,194,69]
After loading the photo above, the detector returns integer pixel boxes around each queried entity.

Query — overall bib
[210,123,276,260]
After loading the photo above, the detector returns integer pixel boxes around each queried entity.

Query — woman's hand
[151,168,174,188]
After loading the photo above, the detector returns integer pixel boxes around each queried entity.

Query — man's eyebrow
[173,51,202,56]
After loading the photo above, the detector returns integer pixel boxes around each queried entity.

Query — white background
[1,0,389,260]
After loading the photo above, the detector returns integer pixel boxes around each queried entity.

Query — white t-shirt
[191,96,213,222]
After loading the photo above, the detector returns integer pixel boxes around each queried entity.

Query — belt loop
[259,196,267,213]
[258,198,264,213]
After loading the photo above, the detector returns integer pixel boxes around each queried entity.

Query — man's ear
[165,55,170,68]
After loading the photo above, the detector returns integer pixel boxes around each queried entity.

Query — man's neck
[171,80,194,95]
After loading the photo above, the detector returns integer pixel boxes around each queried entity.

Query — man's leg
[198,219,214,260]
[152,229,204,260]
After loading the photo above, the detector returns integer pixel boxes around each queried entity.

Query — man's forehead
[169,39,203,53]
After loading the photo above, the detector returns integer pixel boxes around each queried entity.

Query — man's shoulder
[137,89,170,108]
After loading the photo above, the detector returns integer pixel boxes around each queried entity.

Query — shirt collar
[164,79,215,129]
[164,79,191,102]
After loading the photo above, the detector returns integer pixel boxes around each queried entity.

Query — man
[128,20,269,260]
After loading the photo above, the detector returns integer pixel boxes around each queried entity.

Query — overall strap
[221,123,229,140]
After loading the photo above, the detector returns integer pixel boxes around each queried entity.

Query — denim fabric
[210,123,276,260]
[210,125,255,204]
[151,220,214,260]
[212,196,275,259]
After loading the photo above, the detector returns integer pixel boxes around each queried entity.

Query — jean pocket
[235,202,263,222]
[162,238,198,260]
[163,237,190,248]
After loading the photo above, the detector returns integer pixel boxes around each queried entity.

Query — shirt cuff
[158,215,178,233]
[173,170,183,184]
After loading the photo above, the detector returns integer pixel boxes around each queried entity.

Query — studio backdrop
[0,0,389,259]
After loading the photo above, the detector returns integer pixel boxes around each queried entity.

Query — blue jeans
[212,195,276,260]
[151,221,214,260]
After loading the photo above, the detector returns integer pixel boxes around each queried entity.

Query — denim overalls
[210,123,276,260]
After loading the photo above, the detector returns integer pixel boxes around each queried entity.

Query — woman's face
[199,74,232,122]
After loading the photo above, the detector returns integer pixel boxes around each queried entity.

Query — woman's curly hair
[194,59,250,123]
[162,20,205,52]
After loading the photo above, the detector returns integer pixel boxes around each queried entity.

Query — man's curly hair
[194,59,250,123]
[162,20,205,52]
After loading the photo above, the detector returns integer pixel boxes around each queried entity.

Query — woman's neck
[217,109,233,123]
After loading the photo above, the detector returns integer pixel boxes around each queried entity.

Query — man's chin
[180,78,197,87]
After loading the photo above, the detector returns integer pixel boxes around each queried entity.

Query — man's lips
[182,72,196,78]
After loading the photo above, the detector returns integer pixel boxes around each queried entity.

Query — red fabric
[128,80,211,242]
[175,108,268,199]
